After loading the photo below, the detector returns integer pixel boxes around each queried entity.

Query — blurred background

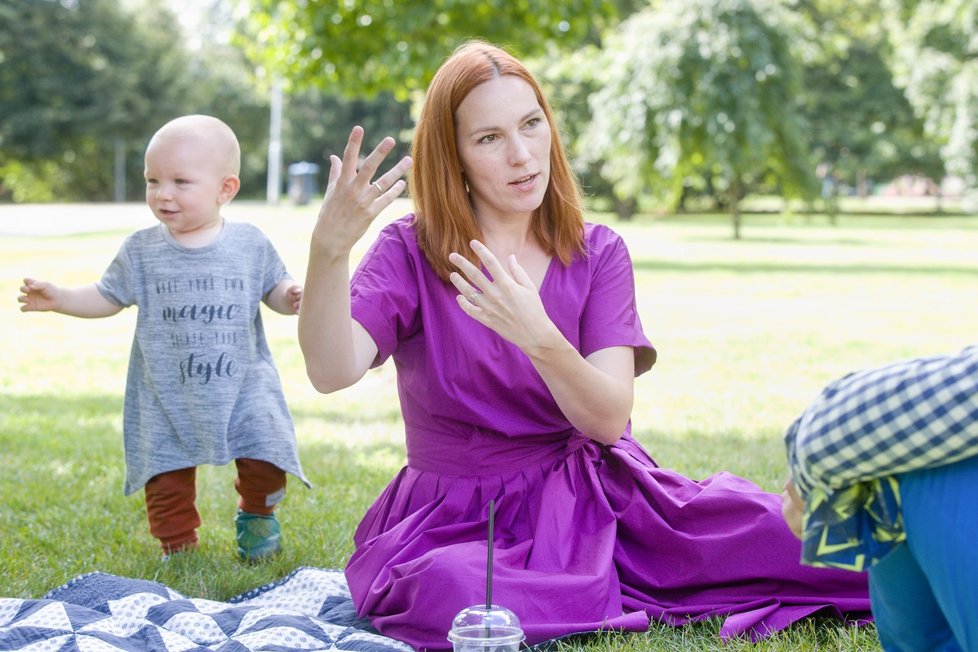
[1,0,975,230]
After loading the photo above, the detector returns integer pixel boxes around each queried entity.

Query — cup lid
[448,604,524,642]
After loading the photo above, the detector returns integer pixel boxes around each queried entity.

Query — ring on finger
[468,290,481,304]
[372,181,385,195]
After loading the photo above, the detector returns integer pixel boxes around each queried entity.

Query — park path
[0,202,160,236]
[0,199,414,238]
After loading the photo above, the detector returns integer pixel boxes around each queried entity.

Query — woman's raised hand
[311,126,412,260]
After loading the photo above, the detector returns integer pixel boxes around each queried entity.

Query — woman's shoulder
[582,221,628,257]
[584,220,624,242]
[356,214,424,271]
[376,213,418,241]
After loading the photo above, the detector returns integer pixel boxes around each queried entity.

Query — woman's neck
[476,216,551,287]
[476,215,536,259]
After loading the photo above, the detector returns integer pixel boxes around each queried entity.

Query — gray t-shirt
[97,221,308,495]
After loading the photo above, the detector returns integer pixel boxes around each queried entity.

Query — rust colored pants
[144,458,286,553]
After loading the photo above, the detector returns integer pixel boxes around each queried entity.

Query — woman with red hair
[299,40,870,651]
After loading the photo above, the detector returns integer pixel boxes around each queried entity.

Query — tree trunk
[113,138,126,203]
[614,196,637,221]
[731,180,742,240]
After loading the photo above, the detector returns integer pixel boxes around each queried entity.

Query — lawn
[2,199,976,651]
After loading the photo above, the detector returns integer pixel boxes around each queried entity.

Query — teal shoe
[235,510,281,562]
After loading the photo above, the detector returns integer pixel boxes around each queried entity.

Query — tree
[0,0,194,200]
[800,42,943,204]
[0,0,273,202]
[282,90,412,172]
[581,0,816,236]
[883,0,978,211]
[232,0,620,99]
[786,0,944,218]
[535,44,634,217]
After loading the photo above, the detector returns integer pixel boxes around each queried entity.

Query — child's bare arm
[18,278,123,318]
[264,279,302,315]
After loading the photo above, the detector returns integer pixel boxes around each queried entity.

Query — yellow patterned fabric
[801,476,905,571]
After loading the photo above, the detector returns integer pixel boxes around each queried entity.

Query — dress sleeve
[350,223,422,365]
[579,226,656,375]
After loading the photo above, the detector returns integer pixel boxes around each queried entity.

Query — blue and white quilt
[0,566,414,651]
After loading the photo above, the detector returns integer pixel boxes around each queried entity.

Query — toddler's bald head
[147,114,241,177]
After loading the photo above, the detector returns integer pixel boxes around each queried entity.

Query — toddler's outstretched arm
[18,278,122,318]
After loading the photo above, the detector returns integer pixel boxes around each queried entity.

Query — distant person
[298,40,870,650]
[783,345,978,651]
[18,114,308,561]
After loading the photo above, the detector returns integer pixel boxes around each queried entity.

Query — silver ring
[468,291,480,304]
[372,181,384,195]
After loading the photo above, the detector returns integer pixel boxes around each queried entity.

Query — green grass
[2,200,976,650]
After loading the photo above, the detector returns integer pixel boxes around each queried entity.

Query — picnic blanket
[0,566,414,651]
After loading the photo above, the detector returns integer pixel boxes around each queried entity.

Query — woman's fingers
[339,126,365,181]
[448,240,543,306]
[448,270,481,301]
[359,135,396,178]
[506,254,534,289]
[469,240,508,281]
[323,127,412,210]
[449,250,492,292]
[334,126,409,191]
[358,134,410,199]
[325,154,342,192]
[371,155,413,199]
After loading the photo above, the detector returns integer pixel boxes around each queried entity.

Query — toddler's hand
[18,278,59,312]
[288,284,303,314]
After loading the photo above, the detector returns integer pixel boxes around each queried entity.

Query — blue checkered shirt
[785,345,978,569]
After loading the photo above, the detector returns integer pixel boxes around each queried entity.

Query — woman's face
[455,75,552,224]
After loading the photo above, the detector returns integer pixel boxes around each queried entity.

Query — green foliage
[0,0,190,201]
[535,44,625,212]
[281,90,414,177]
[581,0,817,223]
[799,41,943,190]
[179,47,274,200]
[884,0,978,208]
[0,0,191,158]
[232,0,620,100]
[0,0,271,202]
[0,160,58,203]
[787,0,944,196]
[2,0,973,212]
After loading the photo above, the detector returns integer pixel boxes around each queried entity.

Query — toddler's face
[144,137,232,236]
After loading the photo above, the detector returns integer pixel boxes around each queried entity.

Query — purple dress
[346,216,870,651]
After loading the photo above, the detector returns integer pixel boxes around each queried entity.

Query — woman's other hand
[448,240,557,352]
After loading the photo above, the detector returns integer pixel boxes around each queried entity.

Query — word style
[179,351,236,385]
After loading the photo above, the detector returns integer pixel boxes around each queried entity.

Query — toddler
[18,114,309,561]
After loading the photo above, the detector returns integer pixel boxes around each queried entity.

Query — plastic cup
[448,604,525,652]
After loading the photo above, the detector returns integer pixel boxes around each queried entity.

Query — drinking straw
[486,498,495,610]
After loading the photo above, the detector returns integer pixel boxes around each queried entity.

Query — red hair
[410,41,585,282]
